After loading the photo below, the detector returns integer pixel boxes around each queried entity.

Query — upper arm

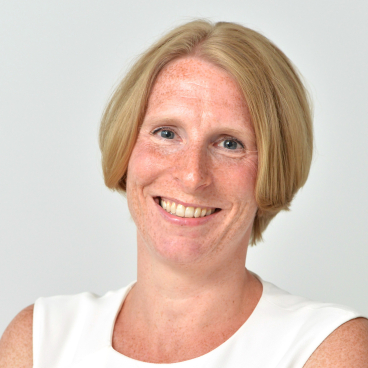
[0,305,34,368]
[304,317,368,368]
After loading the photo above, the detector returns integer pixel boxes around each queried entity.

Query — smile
[158,197,217,218]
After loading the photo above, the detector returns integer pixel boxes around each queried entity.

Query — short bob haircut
[99,20,313,245]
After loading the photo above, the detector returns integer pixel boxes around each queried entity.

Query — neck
[126,232,262,330]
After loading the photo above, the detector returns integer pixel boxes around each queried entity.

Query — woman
[1,20,367,367]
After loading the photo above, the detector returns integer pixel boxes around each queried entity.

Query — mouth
[155,197,220,218]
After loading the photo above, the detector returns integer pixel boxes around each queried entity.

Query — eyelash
[217,137,245,149]
[151,127,245,150]
[151,126,174,136]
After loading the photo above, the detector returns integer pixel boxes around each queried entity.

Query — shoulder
[0,304,34,368]
[304,317,368,367]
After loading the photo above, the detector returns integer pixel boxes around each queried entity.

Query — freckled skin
[115,57,262,363]
[126,57,258,267]
[0,305,33,367]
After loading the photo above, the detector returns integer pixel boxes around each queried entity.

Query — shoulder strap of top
[33,284,133,368]
[258,278,365,367]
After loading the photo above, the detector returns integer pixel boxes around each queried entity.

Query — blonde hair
[99,20,313,245]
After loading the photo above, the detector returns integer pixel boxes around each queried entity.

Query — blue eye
[218,139,243,150]
[223,140,238,150]
[160,130,175,139]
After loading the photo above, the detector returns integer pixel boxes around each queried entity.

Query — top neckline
[105,272,268,366]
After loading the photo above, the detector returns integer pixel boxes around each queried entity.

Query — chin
[139,233,218,266]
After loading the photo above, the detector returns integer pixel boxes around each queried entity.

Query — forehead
[146,57,249,117]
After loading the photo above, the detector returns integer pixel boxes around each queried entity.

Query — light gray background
[1,0,367,335]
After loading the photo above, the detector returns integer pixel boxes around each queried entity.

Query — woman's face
[126,57,258,267]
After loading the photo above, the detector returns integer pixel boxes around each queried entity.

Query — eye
[151,127,176,140]
[217,138,244,150]
[160,129,175,139]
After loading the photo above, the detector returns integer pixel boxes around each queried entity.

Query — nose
[172,145,211,192]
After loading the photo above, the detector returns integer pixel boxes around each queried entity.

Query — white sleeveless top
[33,275,363,368]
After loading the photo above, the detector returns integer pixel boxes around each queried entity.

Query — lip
[154,197,220,226]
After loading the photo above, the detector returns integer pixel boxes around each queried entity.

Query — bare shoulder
[304,317,368,368]
[0,304,34,368]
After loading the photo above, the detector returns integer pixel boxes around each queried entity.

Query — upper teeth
[160,199,215,218]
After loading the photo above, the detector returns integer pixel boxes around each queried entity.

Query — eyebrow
[143,117,182,126]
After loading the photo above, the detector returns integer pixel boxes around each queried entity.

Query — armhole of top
[297,312,364,367]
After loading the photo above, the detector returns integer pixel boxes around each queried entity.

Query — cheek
[127,140,166,187]
[242,156,258,185]
[212,155,258,196]
[126,143,156,224]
